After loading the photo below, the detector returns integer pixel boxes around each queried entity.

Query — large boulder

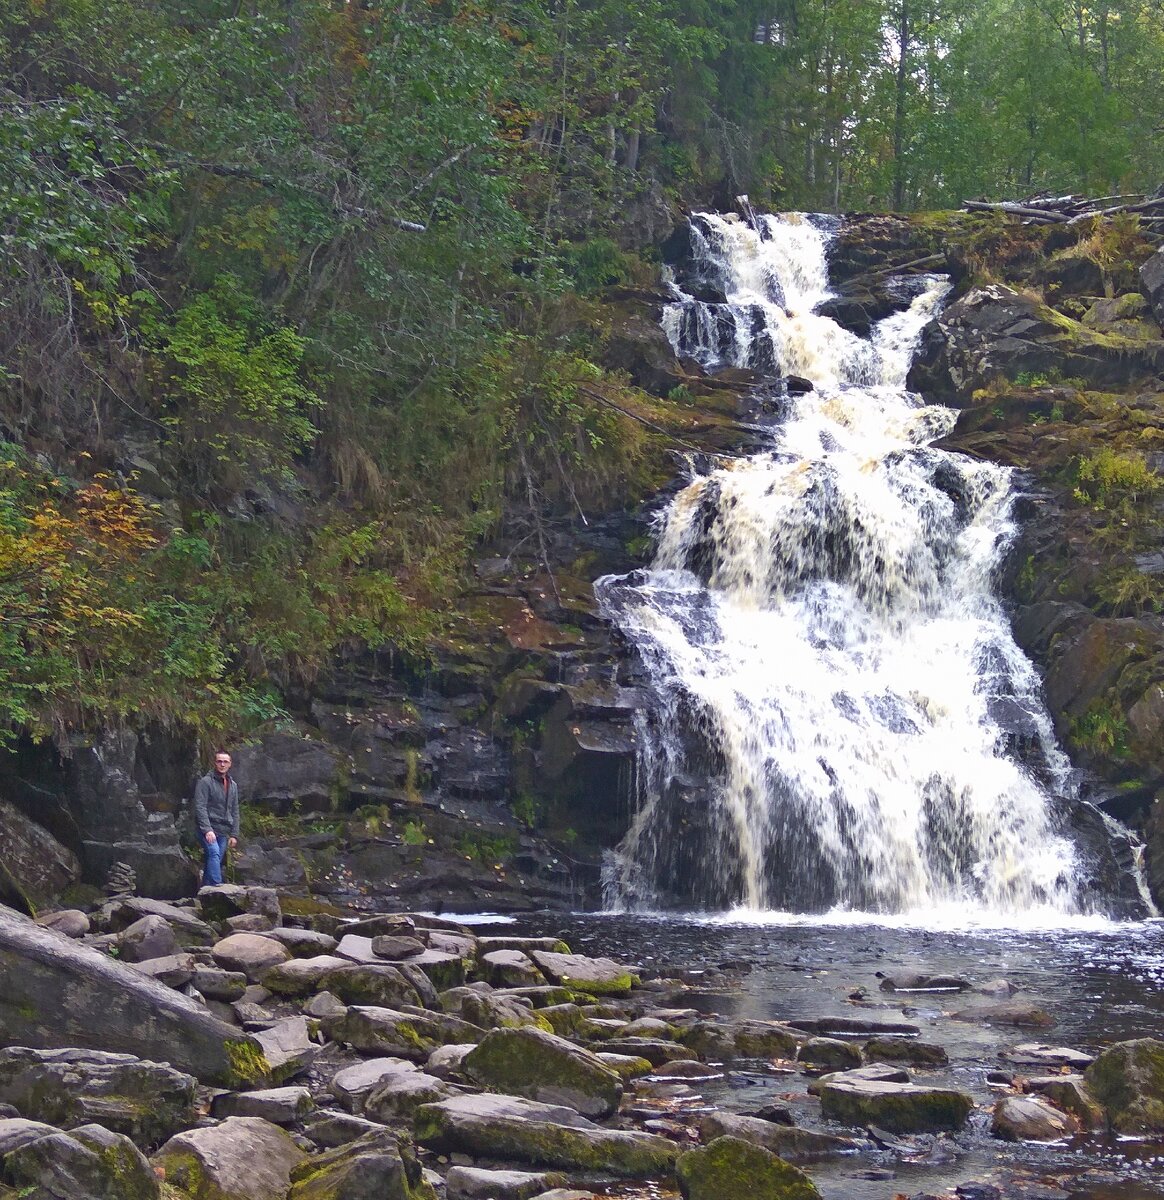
[2,1119,159,1200]
[324,1006,481,1060]
[0,905,262,1086]
[414,1093,678,1177]
[232,731,343,814]
[463,1027,623,1119]
[0,1047,197,1148]
[1084,1037,1164,1133]
[698,1112,859,1161]
[153,1116,308,1200]
[445,1166,566,1200]
[1140,248,1164,324]
[675,1135,821,1200]
[212,933,292,981]
[0,800,80,909]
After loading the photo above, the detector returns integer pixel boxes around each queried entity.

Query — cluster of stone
[102,861,137,897]
[3,897,1164,1200]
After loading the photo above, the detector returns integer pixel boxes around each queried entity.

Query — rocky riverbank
[3,891,1164,1200]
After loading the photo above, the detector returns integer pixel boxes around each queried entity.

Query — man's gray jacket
[194,771,240,840]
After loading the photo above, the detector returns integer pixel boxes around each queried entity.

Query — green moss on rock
[1084,1038,1164,1133]
[676,1135,821,1200]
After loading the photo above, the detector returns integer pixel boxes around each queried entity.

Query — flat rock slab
[318,963,422,1009]
[325,1006,481,1060]
[0,905,258,1086]
[0,1046,198,1148]
[991,1094,1080,1141]
[817,1078,973,1133]
[463,1026,623,1119]
[100,898,215,944]
[415,1093,677,1177]
[863,1037,948,1066]
[299,1108,387,1149]
[446,1165,567,1200]
[213,1086,313,1125]
[191,966,248,1002]
[154,1115,307,1200]
[531,951,638,996]
[478,937,570,956]
[681,1019,800,1059]
[700,1112,860,1162]
[676,1134,821,1200]
[482,949,545,987]
[126,952,196,988]
[879,972,970,993]
[789,1017,921,1038]
[364,1071,451,1123]
[264,927,338,957]
[952,1002,1054,1028]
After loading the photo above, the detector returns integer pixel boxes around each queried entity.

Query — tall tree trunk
[893,0,910,211]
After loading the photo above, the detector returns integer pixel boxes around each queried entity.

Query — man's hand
[228,837,238,849]
[204,830,217,844]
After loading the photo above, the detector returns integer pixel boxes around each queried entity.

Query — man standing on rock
[194,751,240,887]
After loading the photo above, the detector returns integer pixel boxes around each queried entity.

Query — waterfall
[597,211,1095,918]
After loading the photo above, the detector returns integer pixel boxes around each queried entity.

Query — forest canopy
[1,0,1162,742]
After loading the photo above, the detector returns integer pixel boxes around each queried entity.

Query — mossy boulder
[529,951,638,997]
[3,1121,159,1200]
[675,1135,821,1200]
[317,964,423,1009]
[817,1078,973,1133]
[153,1116,307,1200]
[699,1113,859,1162]
[463,1026,623,1119]
[288,1128,436,1200]
[795,1038,861,1071]
[414,1093,677,1177]
[681,1019,800,1060]
[324,1006,481,1061]
[1084,1037,1164,1133]
[862,1038,949,1066]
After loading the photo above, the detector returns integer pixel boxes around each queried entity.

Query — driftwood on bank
[962,192,1164,239]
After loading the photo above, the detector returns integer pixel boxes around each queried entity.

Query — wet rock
[817,1078,973,1133]
[676,1134,821,1200]
[1004,1044,1094,1069]
[478,937,570,956]
[598,1052,655,1080]
[1022,1076,1104,1128]
[414,1093,678,1177]
[700,1112,859,1162]
[463,1027,623,1119]
[808,1064,911,1095]
[211,932,292,981]
[0,906,257,1086]
[863,1038,948,1067]
[878,973,969,993]
[1084,1037,1164,1133]
[154,1115,308,1200]
[287,1127,435,1200]
[4,1120,159,1200]
[212,1087,314,1125]
[0,1047,198,1148]
[446,1166,567,1200]
[991,1095,1079,1141]
[789,1017,921,1038]
[952,1001,1054,1028]
[597,1037,697,1066]
[797,1038,862,1071]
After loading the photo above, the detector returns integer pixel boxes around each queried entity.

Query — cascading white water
[598,211,1092,918]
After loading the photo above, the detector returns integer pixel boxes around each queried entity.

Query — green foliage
[1069,699,1130,758]
[455,831,519,864]
[511,792,544,829]
[402,820,428,847]
[1073,448,1161,510]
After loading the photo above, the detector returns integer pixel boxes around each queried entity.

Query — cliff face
[5,210,1164,914]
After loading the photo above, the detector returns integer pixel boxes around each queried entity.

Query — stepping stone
[991,1094,1079,1141]
[1004,1043,1094,1068]
[530,951,638,996]
[817,1077,973,1134]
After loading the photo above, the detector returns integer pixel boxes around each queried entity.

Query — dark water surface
[491,912,1164,1199]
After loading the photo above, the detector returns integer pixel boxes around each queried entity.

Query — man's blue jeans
[201,835,228,886]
